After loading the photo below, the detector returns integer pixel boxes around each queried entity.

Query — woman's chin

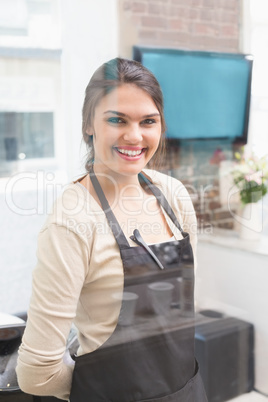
[94,152,152,178]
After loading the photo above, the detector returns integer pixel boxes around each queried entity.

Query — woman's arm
[180,188,198,266]
[172,178,198,266]
[16,223,89,400]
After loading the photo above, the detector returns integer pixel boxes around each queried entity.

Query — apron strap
[89,167,130,250]
[89,166,188,251]
[138,172,188,238]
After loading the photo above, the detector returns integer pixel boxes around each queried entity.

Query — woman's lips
[113,147,147,160]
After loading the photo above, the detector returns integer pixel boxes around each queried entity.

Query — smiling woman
[89,83,162,179]
[16,58,206,402]
[82,58,166,172]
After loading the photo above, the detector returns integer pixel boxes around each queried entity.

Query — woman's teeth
[117,148,143,156]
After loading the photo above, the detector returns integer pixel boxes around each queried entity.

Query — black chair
[0,322,63,402]
[195,310,254,402]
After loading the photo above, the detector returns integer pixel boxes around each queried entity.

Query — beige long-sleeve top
[16,169,197,401]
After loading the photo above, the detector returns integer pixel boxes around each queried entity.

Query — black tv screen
[133,47,253,143]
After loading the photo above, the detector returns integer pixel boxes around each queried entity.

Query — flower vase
[239,202,262,241]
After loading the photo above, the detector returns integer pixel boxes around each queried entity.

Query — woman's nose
[123,124,143,143]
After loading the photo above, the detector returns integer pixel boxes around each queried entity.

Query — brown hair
[82,57,166,171]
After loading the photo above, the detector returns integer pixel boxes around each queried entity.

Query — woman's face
[87,84,162,179]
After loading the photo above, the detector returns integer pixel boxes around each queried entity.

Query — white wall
[241,0,268,156]
[60,0,119,181]
[0,0,119,315]
[196,240,268,395]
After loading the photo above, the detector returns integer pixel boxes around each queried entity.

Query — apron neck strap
[89,167,130,250]
[89,166,188,251]
[138,172,188,238]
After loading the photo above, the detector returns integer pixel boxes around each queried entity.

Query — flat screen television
[133,47,253,143]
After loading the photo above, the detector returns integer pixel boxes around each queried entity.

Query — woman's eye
[107,117,125,124]
[142,118,156,125]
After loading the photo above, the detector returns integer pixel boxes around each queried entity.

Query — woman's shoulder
[142,168,195,213]
[142,168,187,194]
[40,181,101,235]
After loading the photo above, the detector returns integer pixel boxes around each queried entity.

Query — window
[245,0,268,156]
[0,112,54,174]
[0,0,61,178]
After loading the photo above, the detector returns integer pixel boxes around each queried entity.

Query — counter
[195,229,268,394]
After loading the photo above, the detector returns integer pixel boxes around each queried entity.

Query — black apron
[70,168,207,402]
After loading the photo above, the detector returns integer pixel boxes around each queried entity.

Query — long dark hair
[82,58,166,171]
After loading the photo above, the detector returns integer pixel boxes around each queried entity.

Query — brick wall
[119,0,243,233]
[120,0,240,54]
[149,139,241,232]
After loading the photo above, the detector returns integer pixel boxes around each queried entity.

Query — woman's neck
[92,163,142,197]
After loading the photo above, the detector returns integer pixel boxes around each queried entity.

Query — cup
[113,291,139,326]
[170,277,183,309]
[176,277,183,308]
[148,282,174,315]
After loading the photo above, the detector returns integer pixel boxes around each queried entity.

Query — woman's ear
[86,127,93,136]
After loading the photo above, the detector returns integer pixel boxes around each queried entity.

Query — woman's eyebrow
[104,110,160,118]
[104,110,127,117]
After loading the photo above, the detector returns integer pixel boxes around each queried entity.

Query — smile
[117,148,142,156]
[113,147,146,160]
